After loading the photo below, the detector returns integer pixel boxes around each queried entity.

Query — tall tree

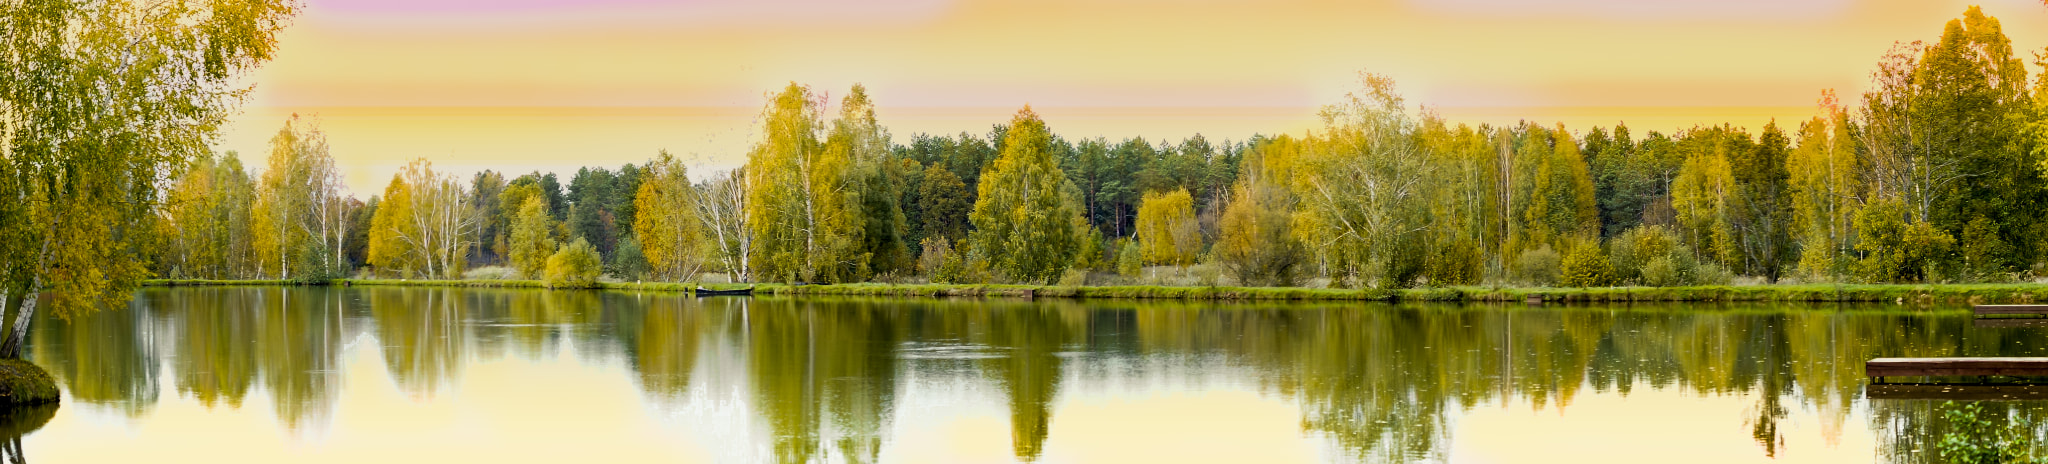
[694,168,753,282]
[0,0,297,357]
[633,151,703,282]
[1788,92,1866,280]
[745,83,864,283]
[508,197,555,280]
[367,159,475,278]
[1135,188,1200,266]
[160,152,258,279]
[829,86,911,278]
[967,106,1083,284]
[1291,73,1435,287]
[253,116,351,280]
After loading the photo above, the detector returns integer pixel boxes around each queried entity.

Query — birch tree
[966,106,1082,284]
[694,168,752,282]
[633,151,703,281]
[744,83,863,283]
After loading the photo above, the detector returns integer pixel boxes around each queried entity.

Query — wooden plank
[1867,383,2048,401]
[1867,357,2048,378]
[1974,305,2048,316]
[1975,318,2048,328]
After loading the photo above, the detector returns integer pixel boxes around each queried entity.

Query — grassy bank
[140,279,2048,304]
[0,359,58,406]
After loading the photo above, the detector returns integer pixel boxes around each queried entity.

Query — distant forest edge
[149,6,2048,293]
[128,279,2048,305]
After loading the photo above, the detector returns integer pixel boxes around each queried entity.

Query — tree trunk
[0,275,42,360]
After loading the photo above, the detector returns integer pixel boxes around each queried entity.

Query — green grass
[0,359,58,406]
[138,278,2048,304]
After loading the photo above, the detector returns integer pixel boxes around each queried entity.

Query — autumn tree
[1291,73,1436,287]
[1862,7,2038,272]
[1214,159,1304,286]
[745,83,866,283]
[967,106,1083,284]
[1134,188,1199,266]
[367,159,475,278]
[829,86,912,277]
[0,0,297,357]
[634,151,703,281]
[508,197,556,279]
[160,152,258,279]
[1788,93,1865,280]
[253,116,352,280]
[694,168,753,282]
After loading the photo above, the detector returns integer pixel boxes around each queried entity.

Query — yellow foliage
[1135,188,1200,266]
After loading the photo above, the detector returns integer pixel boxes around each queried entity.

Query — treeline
[152,6,2048,288]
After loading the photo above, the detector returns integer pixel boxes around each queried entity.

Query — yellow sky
[213,0,2048,193]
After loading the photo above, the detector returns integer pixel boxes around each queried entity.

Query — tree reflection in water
[30,288,2048,462]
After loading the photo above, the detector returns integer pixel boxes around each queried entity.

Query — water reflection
[26,288,2048,463]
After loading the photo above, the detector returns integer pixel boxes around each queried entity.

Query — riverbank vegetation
[144,7,2048,296]
[15,5,2048,334]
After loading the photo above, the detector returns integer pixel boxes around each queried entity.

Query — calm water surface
[12,287,2047,463]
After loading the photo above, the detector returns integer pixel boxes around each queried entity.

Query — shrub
[609,236,650,281]
[1936,401,2045,464]
[544,238,603,288]
[1609,225,1679,285]
[1856,200,1954,283]
[917,237,953,277]
[1558,242,1614,287]
[1514,246,1561,286]
[1214,184,1305,287]
[1116,239,1143,278]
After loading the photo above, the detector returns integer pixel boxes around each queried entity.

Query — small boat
[695,286,755,297]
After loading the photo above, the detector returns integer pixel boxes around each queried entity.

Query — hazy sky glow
[215,0,2048,193]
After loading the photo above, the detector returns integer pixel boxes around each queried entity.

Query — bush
[1936,401,2045,464]
[1514,246,1561,286]
[609,236,649,281]
[1857,200,1955,283]
[1558,242,1614,287]
[1609,225,1679,284]
[544,238,603,288]
[1116,239,1143,278]
[917,237,953,277]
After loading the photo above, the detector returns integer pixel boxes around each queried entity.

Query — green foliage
[1214,182,1304,287]
[0,0,296,335]
[1958,216,2013,282]
[1857,199,1955,283]
[967,107,1083,284]
[1513,246,1562,287]
[1937,401,2047,464]
[1557,242,1614,288]
[1116,239,1143,278]
[509,197,557,280]
[545,238,604,288]
[609,236,649,281]
[915,163,973,244]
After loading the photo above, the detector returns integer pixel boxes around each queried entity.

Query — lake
[10,286,2044,463]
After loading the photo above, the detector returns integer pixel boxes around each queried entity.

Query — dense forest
[144,6,2048,289]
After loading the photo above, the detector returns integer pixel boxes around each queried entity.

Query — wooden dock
[1973,305,2048,317]
[1867,383,2048,400]
[1975,318,2048,328]
[1868,357,2048,378]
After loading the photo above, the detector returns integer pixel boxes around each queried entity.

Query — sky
[211,0,2048,194]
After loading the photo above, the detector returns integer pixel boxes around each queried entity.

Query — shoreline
[137,279,2048,304]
